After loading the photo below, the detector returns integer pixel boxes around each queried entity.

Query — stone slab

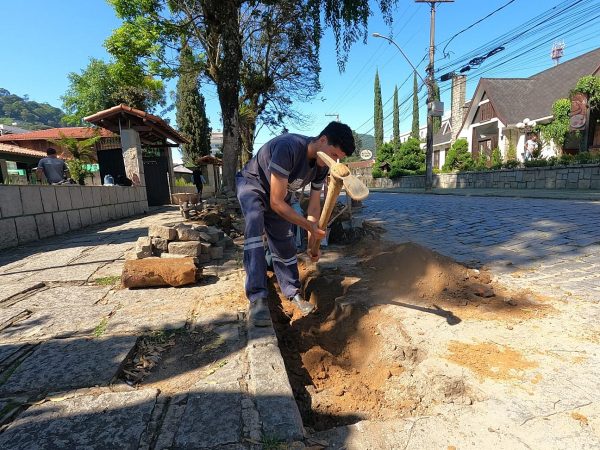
[79,207,92,227]
[20,186,44,215]
[149,224,177,240]
[81,186,94,208]
[168,241,202,256]
[0,281,45,304]
[69,186,84,209]
[0,185,23,218]
[0,304,114,343]
[15,215,39,243]
[52,211,70,235]
[16,285,110,309]
[55,187,73,210]
[0,218,17,250]
[247,343,304,440]
[0,388,159,450]
[0,335,138,395]
[35,213,55,239]
[173,383,243,448]
[105,287,198,334]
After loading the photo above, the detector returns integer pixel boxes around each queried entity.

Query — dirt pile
[271,241,552,431]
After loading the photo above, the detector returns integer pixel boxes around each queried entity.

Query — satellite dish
[360,149,373,160]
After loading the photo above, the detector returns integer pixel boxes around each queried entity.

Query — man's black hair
[46,148,57,155]
[317,121,355,156]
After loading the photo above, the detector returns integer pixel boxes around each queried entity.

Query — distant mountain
[358,133,375,154]
[0,88,64,130]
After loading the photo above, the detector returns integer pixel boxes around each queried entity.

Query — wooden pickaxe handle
[309,172,344,257]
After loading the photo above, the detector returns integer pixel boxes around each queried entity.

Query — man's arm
[270,173,325,238]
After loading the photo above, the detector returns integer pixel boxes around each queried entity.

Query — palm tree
[49,132,101,185]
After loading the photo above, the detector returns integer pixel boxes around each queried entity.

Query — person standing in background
[36,148,67,184]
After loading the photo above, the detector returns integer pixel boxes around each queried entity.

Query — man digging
[236,122,355,327]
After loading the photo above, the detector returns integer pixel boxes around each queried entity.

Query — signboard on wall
[570,92,588,131]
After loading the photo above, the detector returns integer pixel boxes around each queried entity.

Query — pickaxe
[309,151,369,257]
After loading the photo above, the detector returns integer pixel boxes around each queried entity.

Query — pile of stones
[195,189,245,238]
[130,222,234,264]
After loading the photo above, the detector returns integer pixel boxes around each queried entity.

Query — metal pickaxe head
[317,151,369,201]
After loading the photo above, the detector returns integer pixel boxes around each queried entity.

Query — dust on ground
[446,341,538,381]
[271,239,552,431]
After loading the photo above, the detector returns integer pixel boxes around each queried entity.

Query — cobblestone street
[362,192,600,301]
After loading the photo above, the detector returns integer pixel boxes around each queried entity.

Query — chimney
[451,74,467,142]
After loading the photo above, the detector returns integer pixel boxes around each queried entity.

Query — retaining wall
[367,164,600,190]
[0,185,149,250]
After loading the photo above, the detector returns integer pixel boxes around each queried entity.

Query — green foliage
[389,138,425,178]
[49,132,100,184]
[473,151,489,171]
[175,177,194,186]
[392,85,399,143]
[573,75,600,110]
[94,317,109,338]
[442,138,473,172]
[491,147,502,169]
[176,44,211,165]
[506,141,517,160]
[93,276,121,286]
[61,58,165,125]
[374,70,384,150]
[0,88,64,129]
[375,141,395,167]
[371,167,383,178]
[352,130,363,151]
[502,159,520,169]
[411,71,419,139]
[536,98,571,154]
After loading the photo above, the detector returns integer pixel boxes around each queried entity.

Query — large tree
[411,71,419,139]
[374,70,384,150]
[393,85,399,143]
[238,1,321,165]
[176,44,212,165]
[61,58,165,125]
[107,0,396,190]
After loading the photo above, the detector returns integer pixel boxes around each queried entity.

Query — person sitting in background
[116,174,133,186]
[36,148,67,184]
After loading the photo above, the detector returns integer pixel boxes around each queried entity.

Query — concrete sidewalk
[0,208,303,449]
[370,187,600,201]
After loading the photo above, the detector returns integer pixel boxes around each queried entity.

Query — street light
[372,33,427,85]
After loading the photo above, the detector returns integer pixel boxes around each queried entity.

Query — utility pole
[415,0,453,190]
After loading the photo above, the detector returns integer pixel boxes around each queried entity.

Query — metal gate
[143,154,170,206]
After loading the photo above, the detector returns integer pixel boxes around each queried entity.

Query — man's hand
[307,221,326,261]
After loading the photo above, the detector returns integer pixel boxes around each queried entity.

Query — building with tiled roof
[458,47,600,161]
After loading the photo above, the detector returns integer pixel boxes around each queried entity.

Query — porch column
[0,159,7,183]
[120,129,146,186]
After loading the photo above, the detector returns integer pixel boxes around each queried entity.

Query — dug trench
[269,239,552,432]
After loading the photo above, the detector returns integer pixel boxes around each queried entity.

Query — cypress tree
[432,80,441,133]
[393,85,400,143]
[411,71,420,139]
[176,44,211,166]
[374,70,384,149]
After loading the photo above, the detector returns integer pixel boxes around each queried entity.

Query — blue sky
[2,0,599,160]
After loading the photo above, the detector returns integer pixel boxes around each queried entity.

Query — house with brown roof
[457,47,600,161]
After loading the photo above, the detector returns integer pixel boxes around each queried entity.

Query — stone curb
[246,319,305,442]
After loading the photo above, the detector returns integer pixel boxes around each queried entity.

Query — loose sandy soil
[270,238,600,447]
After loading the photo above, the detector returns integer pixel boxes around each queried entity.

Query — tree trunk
[240,117,256,166]
[204,0,242,193]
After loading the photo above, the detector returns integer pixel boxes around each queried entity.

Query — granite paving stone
[0,388,159,450]
[0,335,138,395]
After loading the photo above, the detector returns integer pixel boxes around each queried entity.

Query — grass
[261,435,286,450]
[93,317,109,337]
[93,276,121,286]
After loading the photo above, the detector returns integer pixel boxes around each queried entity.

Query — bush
[502,159,520,169]
[474,152,489,171]
[390,138,425,175]
[524,158,550,168]
[175,177,194,186]
[371,167,383,178]
[558,154,575,166]
[491,147,502,169]
[442,138,473,172]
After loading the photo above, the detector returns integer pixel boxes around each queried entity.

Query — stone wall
[0,185,149,250]
[367,164,600,190]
